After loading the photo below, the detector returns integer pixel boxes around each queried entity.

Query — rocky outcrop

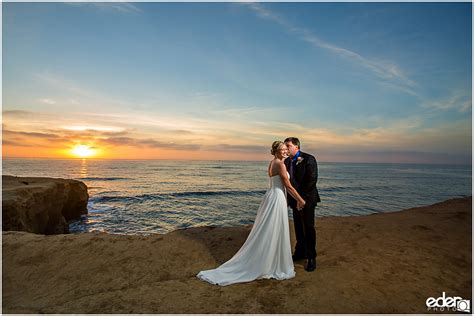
[2,176,89,234]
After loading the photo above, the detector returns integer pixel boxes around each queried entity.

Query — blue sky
[2,2,472,163]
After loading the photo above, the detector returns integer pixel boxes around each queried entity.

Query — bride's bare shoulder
[268,158,277,175]
[275,160,286,171]
[268,158,277,168]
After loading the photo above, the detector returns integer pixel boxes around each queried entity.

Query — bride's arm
[277,162,306,209]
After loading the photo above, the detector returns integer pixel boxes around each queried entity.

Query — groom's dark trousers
[285,151,321,260]
[292,202,317,259]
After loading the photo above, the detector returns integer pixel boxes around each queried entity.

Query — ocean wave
[91,190,267,203]
[78,177,130,181]
[170,190,266,197]
[322,186,371,193]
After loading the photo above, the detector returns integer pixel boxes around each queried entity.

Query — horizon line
[2,156,472,166]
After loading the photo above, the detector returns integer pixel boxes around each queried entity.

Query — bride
[197,141,306,286]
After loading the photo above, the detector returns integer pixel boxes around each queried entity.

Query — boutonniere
[296,157,304,166]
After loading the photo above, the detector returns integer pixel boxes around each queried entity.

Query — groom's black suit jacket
[284,151,321,209]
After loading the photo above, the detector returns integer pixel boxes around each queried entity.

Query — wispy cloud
[96,136,201,151]
[2,128,67,148]
[65,2,143,15]
[33,72,139,111]
[93,2,143,14]
[2,140,37,147]
[2,125,201,152]
[3,110,37,118]
[209,106,290,120]
[3,98,470,160]
[422,90,472,113]
[205,143,268,153]
[35,72,104,100]
[39,98,57,105]
[61,125,127,133]
[2,113,201,152]
[244,3,417,95]
[3,129,62,141]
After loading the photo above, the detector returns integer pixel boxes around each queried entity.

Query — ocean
[2,158,471,235]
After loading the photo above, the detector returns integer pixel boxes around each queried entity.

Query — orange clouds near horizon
[3,145,273,161]
[3,141,471,165]
[2,110,471,164]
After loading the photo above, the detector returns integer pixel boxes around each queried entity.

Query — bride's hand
[297,199,305,211]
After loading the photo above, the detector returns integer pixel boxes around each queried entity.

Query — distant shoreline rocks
[2,175,89,234]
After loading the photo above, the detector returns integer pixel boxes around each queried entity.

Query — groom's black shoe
[292,253,307,261]
[305,258,316,272]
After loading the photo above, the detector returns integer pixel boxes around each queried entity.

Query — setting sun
[71,145,96,158]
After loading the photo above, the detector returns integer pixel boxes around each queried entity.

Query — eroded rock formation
[2,175,88,234]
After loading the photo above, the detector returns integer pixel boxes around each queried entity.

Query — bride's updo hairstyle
[271,141,284,156]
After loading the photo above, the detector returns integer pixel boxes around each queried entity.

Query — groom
[284,137,320,272]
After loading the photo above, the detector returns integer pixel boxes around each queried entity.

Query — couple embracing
[197,137,321,286]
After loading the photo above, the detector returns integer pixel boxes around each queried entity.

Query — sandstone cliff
[2,197,471,313]
[2,175,89,234]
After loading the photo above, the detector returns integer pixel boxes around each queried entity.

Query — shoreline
[68,194,472,236]
[3,196,471,313]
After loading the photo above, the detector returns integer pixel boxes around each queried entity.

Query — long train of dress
[196,174,295,286]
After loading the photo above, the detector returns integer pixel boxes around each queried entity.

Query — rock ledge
[2,175,89,234]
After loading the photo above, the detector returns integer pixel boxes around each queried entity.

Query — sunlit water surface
[3,159,471,235]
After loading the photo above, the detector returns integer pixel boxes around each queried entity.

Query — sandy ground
[2,197,471,313]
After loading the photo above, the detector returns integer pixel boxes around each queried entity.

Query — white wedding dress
[197,173,295,286]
